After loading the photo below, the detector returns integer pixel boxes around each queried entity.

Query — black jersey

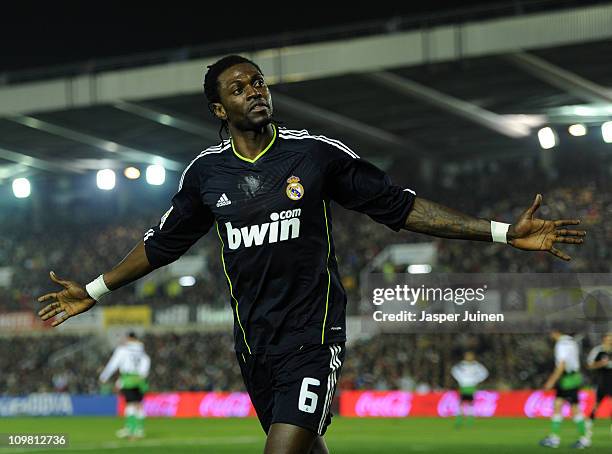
[587,345,612,387]
[144,126,415,354]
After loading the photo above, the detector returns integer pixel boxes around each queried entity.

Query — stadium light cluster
[95,165,167,190]
[537,122,612,149]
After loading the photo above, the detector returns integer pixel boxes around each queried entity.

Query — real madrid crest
[286,175,304,201]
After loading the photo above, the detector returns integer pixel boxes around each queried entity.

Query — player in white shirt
[540,330,589,449]
[451,351,488,427]
[99,332,151,439]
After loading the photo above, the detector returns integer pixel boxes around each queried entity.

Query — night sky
[0,1,599,72]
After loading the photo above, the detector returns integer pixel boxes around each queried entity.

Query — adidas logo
[216,193,232,208]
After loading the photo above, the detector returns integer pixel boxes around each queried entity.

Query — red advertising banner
[117,390,611,419]
[340,390,611,418]
[118,392,256,418]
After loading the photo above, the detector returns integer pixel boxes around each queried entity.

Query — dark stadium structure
[0,1,611,186]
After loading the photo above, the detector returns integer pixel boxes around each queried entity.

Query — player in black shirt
[586,333,612,428]
[38,55,586,454]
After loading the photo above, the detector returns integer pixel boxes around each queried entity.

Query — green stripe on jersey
[321,200,332,344]
[216,222,252,354]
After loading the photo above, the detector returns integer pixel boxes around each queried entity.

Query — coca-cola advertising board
[117,390,610,418]
[118,392,257,418]
[340,390,611,418]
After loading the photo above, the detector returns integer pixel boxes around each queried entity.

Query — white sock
[125,404,137,417]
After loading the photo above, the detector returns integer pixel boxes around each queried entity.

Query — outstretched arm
[38,240,153,327]
[102,240,153,290]
[404,194,586,261]
[404,197,493,242]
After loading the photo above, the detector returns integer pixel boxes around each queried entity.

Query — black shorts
[121,387,144,403]
[460,393,474,402]
[555,386,579,404]
[596,383,612,402]
[237,342,345,436]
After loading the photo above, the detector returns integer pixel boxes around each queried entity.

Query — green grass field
[1,417,611,453]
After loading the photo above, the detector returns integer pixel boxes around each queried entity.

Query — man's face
[465,352,475,362]
[603,334,612,348]
[213,63,273,131]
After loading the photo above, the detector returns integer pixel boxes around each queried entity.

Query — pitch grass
[2,417,611,453]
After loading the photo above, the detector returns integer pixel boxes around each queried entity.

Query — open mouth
[250,103,269,112]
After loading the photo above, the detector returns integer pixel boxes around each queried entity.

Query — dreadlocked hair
[203,55,264,146]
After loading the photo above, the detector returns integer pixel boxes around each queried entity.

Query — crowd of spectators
[340,332,555,391]
[0,332,242,395]
[0,214,231,312]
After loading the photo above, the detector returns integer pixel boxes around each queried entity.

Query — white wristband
[85,275,111,302]
[491,221,510,244]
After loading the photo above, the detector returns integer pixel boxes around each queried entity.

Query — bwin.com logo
[225,209,302,250]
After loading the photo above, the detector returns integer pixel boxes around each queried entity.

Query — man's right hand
[37,271,96,327]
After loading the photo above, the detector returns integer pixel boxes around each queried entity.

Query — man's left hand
[508,194,586,261]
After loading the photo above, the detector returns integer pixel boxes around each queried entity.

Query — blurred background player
[451,351,488,428]
[586,333,612,434]
[99,332,151,439]
[540,330,589,449]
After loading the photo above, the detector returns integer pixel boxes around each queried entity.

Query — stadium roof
[1,1,611,182]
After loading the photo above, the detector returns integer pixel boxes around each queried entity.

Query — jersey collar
[231,124,277,163]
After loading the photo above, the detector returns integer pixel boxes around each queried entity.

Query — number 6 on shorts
[298,377,320,413]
